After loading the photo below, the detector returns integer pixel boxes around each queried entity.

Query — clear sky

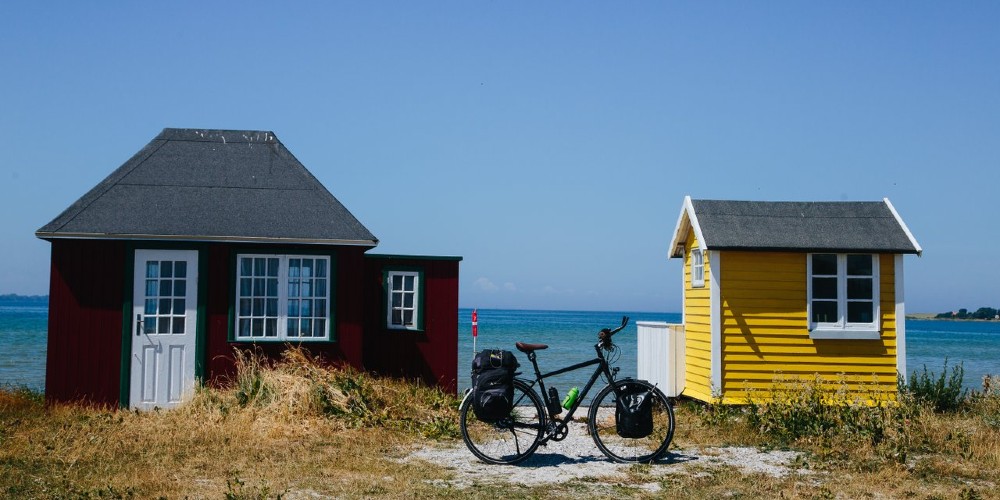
[1,2,998,313]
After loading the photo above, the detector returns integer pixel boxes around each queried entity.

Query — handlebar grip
[598,316,630,341]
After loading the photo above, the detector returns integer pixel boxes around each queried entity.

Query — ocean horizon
[2,305,997,395]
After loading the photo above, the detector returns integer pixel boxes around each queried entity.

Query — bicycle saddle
[515,342,548,353]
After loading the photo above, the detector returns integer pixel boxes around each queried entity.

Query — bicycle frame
[521,342,620,444]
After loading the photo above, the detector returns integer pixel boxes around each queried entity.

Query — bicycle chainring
[547,421,569,441]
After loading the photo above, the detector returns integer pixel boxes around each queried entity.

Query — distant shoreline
[907,313,998,322]
[0,294,48,305]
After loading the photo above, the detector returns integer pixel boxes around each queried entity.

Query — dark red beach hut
[36,129,460,408]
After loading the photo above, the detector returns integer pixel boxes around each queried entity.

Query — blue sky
[1,2,998,313]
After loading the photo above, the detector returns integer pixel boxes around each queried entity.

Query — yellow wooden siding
[681,228,713,402]
[718,251,898,404]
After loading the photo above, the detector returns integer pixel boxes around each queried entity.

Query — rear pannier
[615,381,654,439]
[470,349,519,423]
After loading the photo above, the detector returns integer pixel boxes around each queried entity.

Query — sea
[1,304,997,396]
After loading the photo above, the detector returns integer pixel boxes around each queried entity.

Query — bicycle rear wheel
[587,379,675,463]
[460,379,546,465]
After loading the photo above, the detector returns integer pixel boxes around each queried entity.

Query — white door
[131,249,198,410]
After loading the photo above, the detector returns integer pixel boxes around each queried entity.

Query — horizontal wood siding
[719,251,898,403]
[45,239,126,406]
[362,257,460,394]
[682,229,713,402]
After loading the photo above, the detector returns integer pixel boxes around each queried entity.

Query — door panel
[131,249,198,410]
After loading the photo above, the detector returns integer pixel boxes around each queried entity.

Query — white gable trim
[668,196,708,258]
[884,198,922,256]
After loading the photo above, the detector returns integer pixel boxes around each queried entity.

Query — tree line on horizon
[935,307,999,320]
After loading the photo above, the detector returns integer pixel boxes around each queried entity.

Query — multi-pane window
[387,271,420,330]
[809,253,878,332]
[235,254,331,341]
[691,248,705,288]
[143,260,189,334]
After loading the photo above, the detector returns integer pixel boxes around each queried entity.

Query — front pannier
[471,350,519,423]
[615,381,654,439]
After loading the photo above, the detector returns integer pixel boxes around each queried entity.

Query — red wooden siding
[203,244,367,384]
[362,256,460,394]
[43,240,459,403]
[45,239,126,406]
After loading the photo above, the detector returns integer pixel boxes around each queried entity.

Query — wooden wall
[45,239,125,406]
[203,244,367,384]
[362,256,460,394]
[44,240,459,404]
[681,229,713,402]
[718,251,898,403]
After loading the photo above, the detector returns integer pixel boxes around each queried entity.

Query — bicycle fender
[459,387,473,408]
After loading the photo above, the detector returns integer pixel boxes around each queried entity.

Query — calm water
[1,305,997,394]
[0,304,48,391]
[455,309,1000,395]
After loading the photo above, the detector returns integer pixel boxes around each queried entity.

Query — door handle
[136,314,143,336]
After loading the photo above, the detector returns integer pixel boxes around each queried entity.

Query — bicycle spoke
[587,381,675,463]
[460,380,545,465]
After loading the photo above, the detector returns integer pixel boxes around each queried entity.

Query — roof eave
[703,245,922,255]
[35,231,379,248]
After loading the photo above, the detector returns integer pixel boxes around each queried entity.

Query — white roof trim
[883,198,922,256]
[668,196,707,258]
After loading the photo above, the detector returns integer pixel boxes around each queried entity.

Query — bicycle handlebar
[597,316,629,343]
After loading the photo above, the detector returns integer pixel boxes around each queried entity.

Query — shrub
[744,375,894,444]
[972,375,1000,430]
[221,346,461,438]
[902,359,968,412]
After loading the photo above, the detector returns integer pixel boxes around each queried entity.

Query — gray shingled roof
[669,198,921,257]
[36,129,378,246]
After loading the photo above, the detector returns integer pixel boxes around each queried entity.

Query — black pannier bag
[615,381,654,439]
[471,349,519,423]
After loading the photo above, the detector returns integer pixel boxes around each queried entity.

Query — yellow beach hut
[666,196,922,403]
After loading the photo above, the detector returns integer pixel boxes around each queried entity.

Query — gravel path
[405,416,809,490]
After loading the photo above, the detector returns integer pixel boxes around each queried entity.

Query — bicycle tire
[587,379,675,463]
[460,378,546,465]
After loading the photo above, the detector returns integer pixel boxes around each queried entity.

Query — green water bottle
[561,387,579,410]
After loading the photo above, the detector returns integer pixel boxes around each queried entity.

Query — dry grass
[3,353,1000,498]
[0,347,461,498]
[670,374,1000,499]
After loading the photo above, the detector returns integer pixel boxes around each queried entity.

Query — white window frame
[235,254,331,342]
[386,270,420,331]
[691,247,705,288]
[807,253,880,340]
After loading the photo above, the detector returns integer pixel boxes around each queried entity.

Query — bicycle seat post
[525,350,540,375]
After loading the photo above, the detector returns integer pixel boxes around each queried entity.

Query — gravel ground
[406,414,809,491]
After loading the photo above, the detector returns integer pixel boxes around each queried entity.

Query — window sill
[809,329,881,340]
[232,338,333,343]
[386,327,425,334]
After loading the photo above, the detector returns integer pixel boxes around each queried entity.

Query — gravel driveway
[406,417,808,491]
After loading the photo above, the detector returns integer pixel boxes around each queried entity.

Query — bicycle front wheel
[460,379,546,465]
[587,379,675,463]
